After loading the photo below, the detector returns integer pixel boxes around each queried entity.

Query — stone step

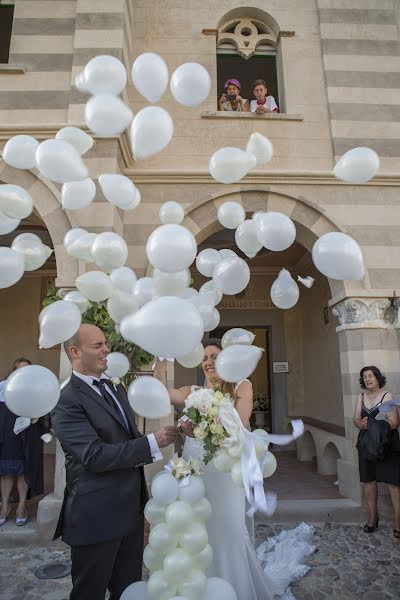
[255,498,366,524]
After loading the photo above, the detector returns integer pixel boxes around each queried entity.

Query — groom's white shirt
[72,370,162,462]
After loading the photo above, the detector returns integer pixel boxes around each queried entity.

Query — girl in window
[250,79,278,113]
[219,78,249,112]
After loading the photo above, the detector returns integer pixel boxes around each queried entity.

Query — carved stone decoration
[218,18,277,59]
[332,298,391,332]
[392,299,400,329]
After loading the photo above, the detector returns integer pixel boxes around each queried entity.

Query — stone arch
[182,187,367,298]
[319,441,341,476]
[296,430,317,463]
[0,162,79,286]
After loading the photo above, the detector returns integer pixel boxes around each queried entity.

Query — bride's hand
[179,419,196,438]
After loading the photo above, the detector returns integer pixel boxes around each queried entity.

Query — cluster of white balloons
[209,132,273,184]
[120,471,237,600]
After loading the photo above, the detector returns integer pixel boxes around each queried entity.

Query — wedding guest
[0,357,44,527]
[51,324,178,600]
[354,365,400,538]
[250,79,278,113]
[219,78,249,112]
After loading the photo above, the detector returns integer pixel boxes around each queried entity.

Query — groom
[51,324,178,600]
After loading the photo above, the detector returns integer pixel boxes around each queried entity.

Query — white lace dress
[182,385,315,600]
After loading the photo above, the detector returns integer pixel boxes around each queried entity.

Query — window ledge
[0,64,25,74]
[201,111,303,121]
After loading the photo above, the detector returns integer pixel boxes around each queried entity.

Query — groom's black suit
[51,373,154,600]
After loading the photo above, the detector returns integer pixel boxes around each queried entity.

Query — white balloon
[176,344,204,369]
[63,227,87,250]
[217,201,246,230]
[213,448,236,473]
[131,106,173,160]
[11,235,52,271]
[187,294,214,328]
[178,476,205,504]
[76,271,113,301]
[255,212,296,252]
[105,352,130,379]
[191,497,212,523]
[0,211,20,235]
[148,571,177,600]
[36,139,88,184]
[262,451,277,478]
[270,269,299,309]
[196,248,221,277]
[91,232,128,271]
[84,55,127,95]
[110,266,137,293]
[334,146,379,184]
[252,211,265,225]
[164,548,193,584]
[219,248,236,259]
[193,543,213,571]
[165,501,194,530]
[149,524,178,554]
[151,473,179,506]
[107,290,139,323]
[235,219,263,258]
[143,545,164,573]
[177,569,207,600]
[312,232,364,281]
[0,184,33,219]
[221,328,255,348]
[85,94,133,137]
[199,281,223,306]
[180,287,198,300]
[4,365,60,418]
[131,52,168,103]
[0,247,25,288]
[212,256,250,295]
[159,201,185,225]
[203,307,220,332]
[99,174,141,211]
[64,290,89,314]
[144,498,166,525]
[121,580,149,600]
[2,135,39,169]
[153,268,190,297]
[146,224,197,273]
[67,232,97,262]
[39,300,82,349]
[178,523,208,555]
[133,277,156,307]
[215,344,262,383]
[56,127,93,155]
[61,178,96,210]
[246,132,273,166]
[75,71,89,94]
[203,578,238,600]
[128,376,171,419]
[209,148,256,184]
[121,297,204,358]
[170,63,211,107]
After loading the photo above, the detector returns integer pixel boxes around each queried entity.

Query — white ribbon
[218,406,304,517]
[164,452,192,488]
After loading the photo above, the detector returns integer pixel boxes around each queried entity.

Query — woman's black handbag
[356,418,391,462]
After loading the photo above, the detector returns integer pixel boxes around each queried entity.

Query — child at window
[250,79,278,113]
[219,78,249,112]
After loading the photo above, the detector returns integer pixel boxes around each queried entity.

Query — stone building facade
[0,0,400,526]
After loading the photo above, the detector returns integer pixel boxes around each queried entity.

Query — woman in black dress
[0,357,44,526]
[354,365,400,538]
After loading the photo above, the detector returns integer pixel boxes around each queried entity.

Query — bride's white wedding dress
[182,387,315,600]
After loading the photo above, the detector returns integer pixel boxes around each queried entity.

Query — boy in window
[250,79,278,113]
[219,78,249,112]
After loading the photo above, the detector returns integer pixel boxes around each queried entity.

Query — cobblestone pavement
[0,522,399,600]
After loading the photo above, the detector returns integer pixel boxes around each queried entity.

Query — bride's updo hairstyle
[203,338,237,401]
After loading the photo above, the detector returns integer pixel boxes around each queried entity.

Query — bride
[154,339,314,600]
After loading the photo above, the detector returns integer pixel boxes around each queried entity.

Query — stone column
[332,297,397,503]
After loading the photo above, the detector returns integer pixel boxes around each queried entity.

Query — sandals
[15,508,28,527]
[0,506,11,527]
[363,518,379,533]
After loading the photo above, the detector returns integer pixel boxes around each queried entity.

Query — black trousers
[70,514,144,600]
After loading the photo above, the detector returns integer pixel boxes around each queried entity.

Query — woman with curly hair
[354,365,400,538]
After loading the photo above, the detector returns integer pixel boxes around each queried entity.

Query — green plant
[43,287,153,386]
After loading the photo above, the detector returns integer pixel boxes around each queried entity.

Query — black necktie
[92,379,129,430]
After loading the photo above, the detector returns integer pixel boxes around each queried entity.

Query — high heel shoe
[0,506,11,527]
[363,518,379,533]
[15,508,28,527]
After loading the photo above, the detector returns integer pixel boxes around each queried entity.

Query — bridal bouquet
[183,387,232,464]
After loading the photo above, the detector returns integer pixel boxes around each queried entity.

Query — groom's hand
[153,426,179,448]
